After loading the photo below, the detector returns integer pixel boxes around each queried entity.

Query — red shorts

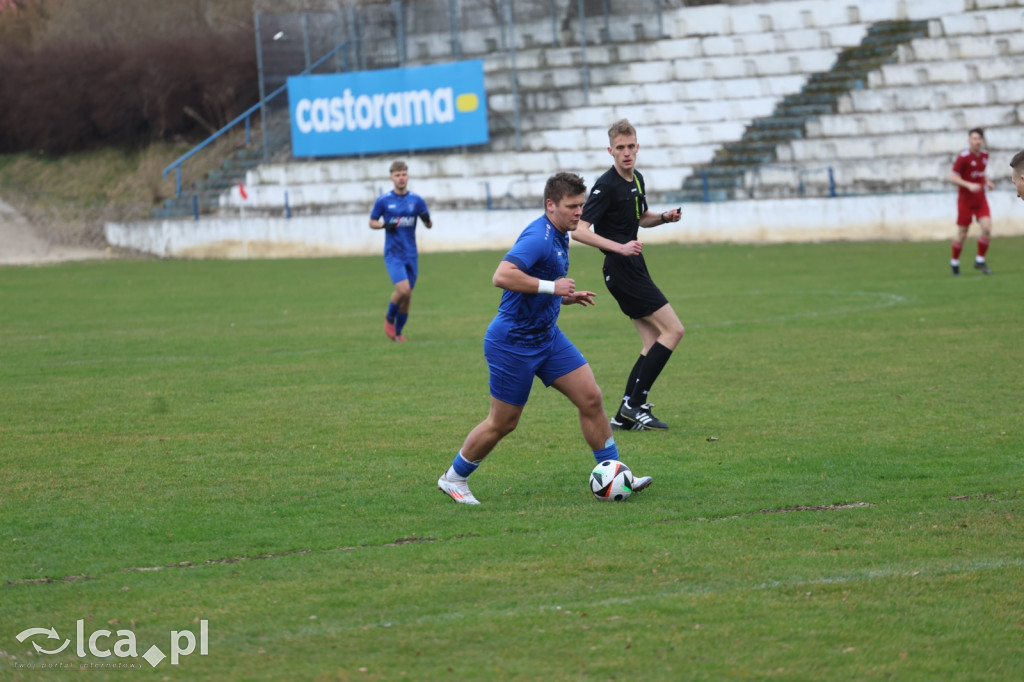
[957,194,990,227]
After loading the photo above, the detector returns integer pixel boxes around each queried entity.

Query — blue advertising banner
[288,60,489,157]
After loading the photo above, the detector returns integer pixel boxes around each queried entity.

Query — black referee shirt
[580,166,649,254]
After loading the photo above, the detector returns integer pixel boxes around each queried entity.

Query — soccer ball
[589,460,634,501]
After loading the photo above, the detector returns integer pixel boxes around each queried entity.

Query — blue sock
[448,451,479,480]
[395,312,409,335]
[593,437,619,464]
[386,302,399,323]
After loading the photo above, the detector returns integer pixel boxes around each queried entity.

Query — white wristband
[537,279,556,295]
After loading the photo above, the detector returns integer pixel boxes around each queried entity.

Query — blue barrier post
[828,167,836,197]
[285,191,291,219]
[192,194,199,221]
[485,182,492,211]
[701,173,709,203]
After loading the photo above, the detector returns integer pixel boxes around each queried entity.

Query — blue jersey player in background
[369,160,433,342]
[438,172,653,505]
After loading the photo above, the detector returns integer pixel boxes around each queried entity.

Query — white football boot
[631,475,653,493]
[437,475,481,505]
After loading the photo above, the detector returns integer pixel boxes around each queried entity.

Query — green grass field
[2,236,1022,680]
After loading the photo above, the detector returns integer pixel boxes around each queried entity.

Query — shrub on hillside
[0,0,51,49]
[0,28,258,155]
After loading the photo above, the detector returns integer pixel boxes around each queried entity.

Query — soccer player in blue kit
[438,172,652,505]
[369,160,432,341]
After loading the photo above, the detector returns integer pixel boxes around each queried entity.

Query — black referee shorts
[602,254,669,320]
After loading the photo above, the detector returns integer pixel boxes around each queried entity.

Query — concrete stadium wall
[106,191,1024,259]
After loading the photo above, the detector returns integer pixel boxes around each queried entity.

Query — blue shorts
[484,327,587,406]
[385,257,418,288]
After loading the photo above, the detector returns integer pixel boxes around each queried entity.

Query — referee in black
[571,119,684,430]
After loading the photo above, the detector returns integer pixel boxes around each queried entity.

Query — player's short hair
[389,160,408,174]
[607,119,636,142]
[544,172,586,206]
[969,127,985,139]
[1010,150,1024,175]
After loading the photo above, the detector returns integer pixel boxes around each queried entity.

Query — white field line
[681,290,909,329]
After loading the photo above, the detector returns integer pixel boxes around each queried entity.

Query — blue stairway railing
[162,40,352,197]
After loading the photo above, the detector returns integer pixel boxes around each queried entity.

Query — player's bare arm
[947,172,982,193]
[639,207,681,228]
[570,219,643,256]
[492,260,576,296]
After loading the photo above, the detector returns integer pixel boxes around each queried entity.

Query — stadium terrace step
[806,74,866,90]
[774,103,835,118]
[835,48,897,65]
[688,166,754,180]
[722,139,778,154]
[166,1,986,216]
[744,127,805,143]
[680,177,744,192]
[751,116,807,131]
[782,91,844,105]
[711,152,776,167]
[679,18,928,201]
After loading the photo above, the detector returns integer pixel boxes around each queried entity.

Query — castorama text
[288,60,488,157]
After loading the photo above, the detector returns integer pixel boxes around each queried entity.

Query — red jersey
[951,148,988,201]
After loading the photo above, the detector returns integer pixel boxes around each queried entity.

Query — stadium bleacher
[218,0,1024,216]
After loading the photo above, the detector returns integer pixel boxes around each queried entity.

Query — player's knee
[663,323,684,348]
[578,385,604,415]
[491,413,520,437]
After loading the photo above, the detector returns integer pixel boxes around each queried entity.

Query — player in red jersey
[947,128,994,275]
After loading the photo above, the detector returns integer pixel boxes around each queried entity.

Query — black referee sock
[629,342,673,407]
[617,355,645,416]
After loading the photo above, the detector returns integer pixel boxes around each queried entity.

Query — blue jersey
[370,190,429,261]
[487,215,570,347]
